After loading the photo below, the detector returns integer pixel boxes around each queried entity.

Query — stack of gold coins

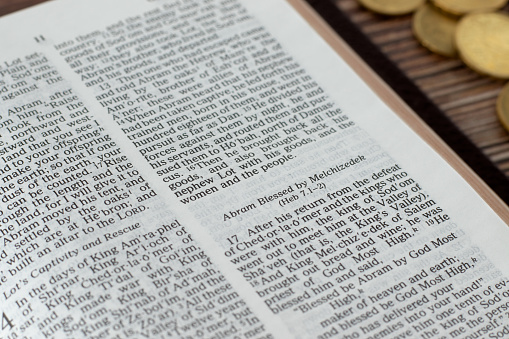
[357,0,509,131]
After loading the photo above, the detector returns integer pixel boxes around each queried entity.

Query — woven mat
[0,0,47,16]
[335,0,509,178]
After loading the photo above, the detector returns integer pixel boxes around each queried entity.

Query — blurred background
[335,0,509,179]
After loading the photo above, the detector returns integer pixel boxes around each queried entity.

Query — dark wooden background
[0,0,47,16]
[336,0,509,179]
[2,0,509,179]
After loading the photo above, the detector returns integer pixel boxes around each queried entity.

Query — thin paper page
[0,0,508,338]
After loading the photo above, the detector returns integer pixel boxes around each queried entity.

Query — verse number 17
[226,234,238,245]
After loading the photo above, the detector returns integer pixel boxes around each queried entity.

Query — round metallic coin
[358,0,426,15]
[497,83,509,132]
[456,12,509,79]
[413,3,458,57]
[432,0,508,16]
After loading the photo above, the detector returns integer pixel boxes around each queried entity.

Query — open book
[1,0,509,338]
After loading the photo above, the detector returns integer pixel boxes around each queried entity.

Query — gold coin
[358,0,426,15]
[432,0,508,16]
[412,3,458,58]
[497,83,509,132]
[456,12,509,79]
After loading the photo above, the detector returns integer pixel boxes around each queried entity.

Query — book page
[0,0,508,338]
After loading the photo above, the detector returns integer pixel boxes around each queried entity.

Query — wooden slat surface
[335,0,509,178]
[0,0,47,17]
